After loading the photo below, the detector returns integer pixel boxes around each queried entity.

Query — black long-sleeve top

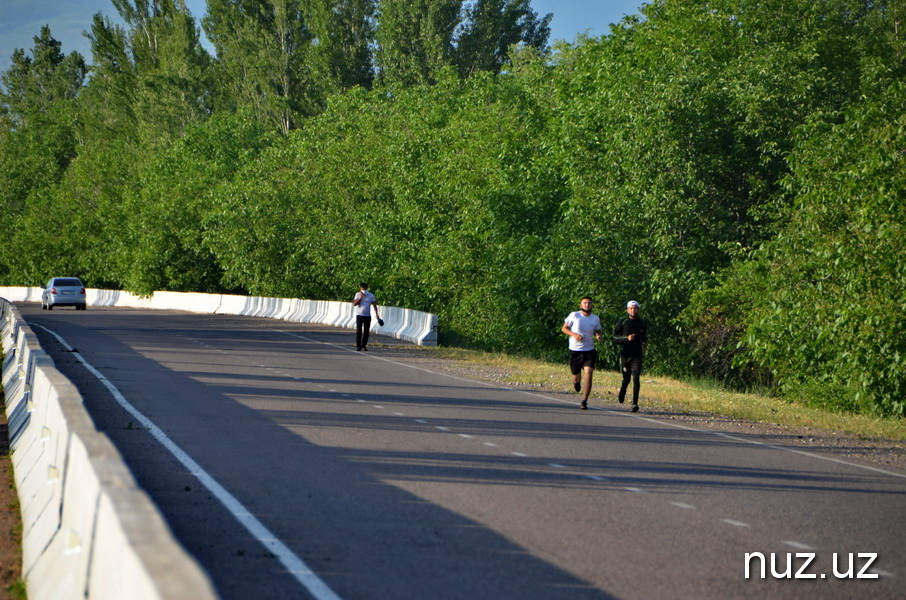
[613,316,648,357]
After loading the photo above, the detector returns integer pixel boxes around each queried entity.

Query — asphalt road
[18,305,906,600]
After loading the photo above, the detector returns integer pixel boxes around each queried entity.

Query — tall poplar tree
[204,0,321,133]
[305,0,376,91]
[452,0,550,76]
[375,0,461,86]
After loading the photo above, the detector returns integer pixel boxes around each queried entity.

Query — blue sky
[1,0,645,74]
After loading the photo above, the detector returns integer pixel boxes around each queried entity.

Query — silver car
[41,277,87,310]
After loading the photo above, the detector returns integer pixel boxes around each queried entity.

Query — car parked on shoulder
[42,277,87,310]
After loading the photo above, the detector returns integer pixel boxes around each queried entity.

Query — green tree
[452,0,550,77]
[541,0,886,371]
[122,112,274,295]
[677,2,906,414]
[110,0,212,148]
[80,13,140,145]
[0,26,86,282]
[204,0,322,133]
[374,0,461,86]
[305,0,376,90]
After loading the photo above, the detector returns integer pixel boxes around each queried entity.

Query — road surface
[19,305,905,599]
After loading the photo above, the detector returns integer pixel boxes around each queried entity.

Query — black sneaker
[574,382,581,393]
[618,394,625,404]
[630,404,639,413]
[580,401,588,410]
[356,347,362,351]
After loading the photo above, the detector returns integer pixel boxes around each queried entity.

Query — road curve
[18,305,905,600]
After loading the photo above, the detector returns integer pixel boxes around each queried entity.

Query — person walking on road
[353,283,381,351]
[561,297,604,410]
[613,300,648,412]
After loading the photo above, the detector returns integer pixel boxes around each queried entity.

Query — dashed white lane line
[723,519,750,528]
[436,426,450,432]
[783,541,814,551]
[202,334,902,581]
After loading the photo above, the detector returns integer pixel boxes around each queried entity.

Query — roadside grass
[430,347,906,442]
[0,381,26,599]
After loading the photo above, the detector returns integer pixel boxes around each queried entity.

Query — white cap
[626,300,640,308]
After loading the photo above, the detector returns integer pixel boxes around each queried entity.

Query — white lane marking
[435,426,450,432]
[722,519,749,528]
[511,452,528,457]
[782,540,814,551]
[279,330,906,481]
[624,487,645,493]
[415,419,428,424]
[670,502,696,510]
[171,326,906,553]
[34,324,342,600]
[373,405,384,409]
[548,463,565,469]
[458,434,473,439]
[639,417,906,480]
[393,412,404,416]
[587,475,609,482]
[483,442,498,447]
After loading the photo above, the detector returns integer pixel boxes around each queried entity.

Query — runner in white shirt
[561,297,604,409]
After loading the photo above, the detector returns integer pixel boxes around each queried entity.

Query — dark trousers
[619,355,643,404]
[356,315,372,349]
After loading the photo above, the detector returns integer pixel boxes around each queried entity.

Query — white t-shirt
[354,290,377,317]
[564,311,601,352]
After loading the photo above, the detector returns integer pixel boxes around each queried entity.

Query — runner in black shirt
[612,300,648,412]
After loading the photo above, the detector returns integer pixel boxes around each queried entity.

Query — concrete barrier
[0,286,438,346]
[0,299,219,600]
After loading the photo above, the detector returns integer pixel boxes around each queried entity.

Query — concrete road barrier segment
[1,299,219,600]
[0,287,438,346]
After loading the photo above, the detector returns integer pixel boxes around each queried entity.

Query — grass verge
[430,347,905,442]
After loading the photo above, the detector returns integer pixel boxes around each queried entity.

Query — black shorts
[621,355,643,374]
[570,350,598,375]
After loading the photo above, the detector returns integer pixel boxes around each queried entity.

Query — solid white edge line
[34,324,343,600]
